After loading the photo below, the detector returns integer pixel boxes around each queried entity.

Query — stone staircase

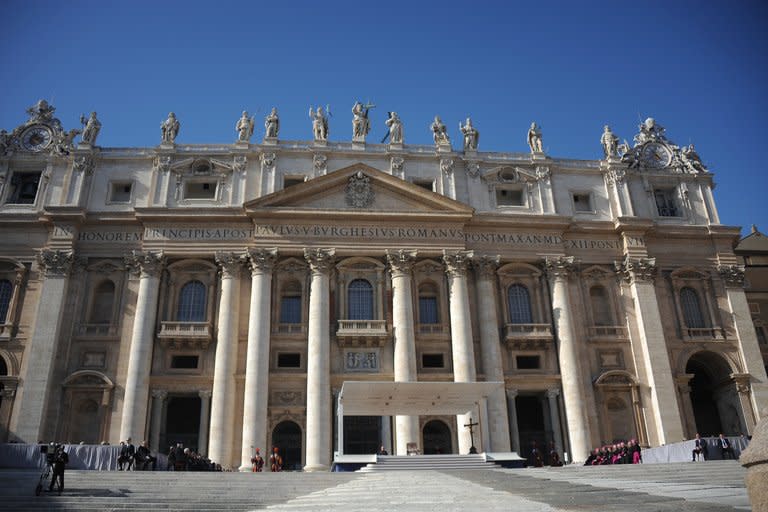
[358,454,497,472]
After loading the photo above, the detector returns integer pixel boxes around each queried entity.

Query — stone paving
[0,460,751,511]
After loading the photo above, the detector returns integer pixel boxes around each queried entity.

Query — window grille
[177,280,206,321]
[680,287,706,328]
[508,284,533,324]
[589,285,612,326]
[348,279,373,320]
[89,280,115,324]
[654,189,678,217]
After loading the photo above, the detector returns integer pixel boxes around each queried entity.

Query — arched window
[348,279,373,320]
[0,356,7,376]
[89,280,115,324]
[0,279,12,323]
[680,287,706,328]
[590,285,613,326]
[177,280,207,322]
[279,280,302,324]
[508,284,533,324]
[418,282,440,324]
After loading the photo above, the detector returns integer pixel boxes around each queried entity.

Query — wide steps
[359,454,498,472]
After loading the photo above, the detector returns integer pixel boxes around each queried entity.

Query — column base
[238,464,253,472]
[303,463,330,472]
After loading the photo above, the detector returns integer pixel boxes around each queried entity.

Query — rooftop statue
[634,117,666,145]
[26,99,57,124]
[236,111,255,142]
[264,108,280,139]
[384,112,403,144]
[80,112,101,145]
[161,112,180,144]
[431,116,450,146]
[460,117,479,151]
[352,101,373,142]
[681,144,707,173]
[600,125,619,158]
[309,106,329,142]
[527,122,543,153]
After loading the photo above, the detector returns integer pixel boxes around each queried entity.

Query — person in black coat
[135,440,157,470]
[718,434,735,459]
[692,433,708,461]
[49,444,69,495]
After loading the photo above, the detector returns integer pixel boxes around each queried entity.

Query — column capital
[605,168,627,185]
[442,250,473,277]
[151,389,168,401]
[674,373,694,394]
[304,248,335,274]
[546,388,560,399]
[198,389,213,400]
[543,256,576,280]
[215,251,246,279]
[505,387,519,398]
[124,250,166,278]
[731,373,752,395]
[386,249,417,276]
[615,255,657,283]
[247,248,278,274]
[37,249,74,277]
[718,264,745,288]
[471,254,500,280]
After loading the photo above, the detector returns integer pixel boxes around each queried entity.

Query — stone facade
[0,103,765,470]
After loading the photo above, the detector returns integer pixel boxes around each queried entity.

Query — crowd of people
[692,433,736,461]
[167,442,222,471]
[584,439,643,465]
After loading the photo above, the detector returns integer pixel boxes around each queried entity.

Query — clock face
[20,124,53,152]
[640,142,671,168]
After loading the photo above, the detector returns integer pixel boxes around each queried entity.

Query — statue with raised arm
[79,112,101,145]
[352,101,372,142]
[236,111,255,142]
[460,117,479,151]
[600,125,619,158]
[0,130,11,156]
[527,122,543,153]
[384,111,403,144]
[161,112,180,144]
[264,108,280,139]
[634,117,666,145]
[309,106,328,141]
[681,144,707,173]
[431,116,450,146]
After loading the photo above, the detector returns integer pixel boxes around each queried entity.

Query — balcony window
[654,188,678,217]
[177,280,206,322]
[0,279,11,323]
[279,280,302,324]
[348,279,373,320]
[7,172,41,204]
[589,285,612,326]
[89,280,115,324]
[508,284,533,324]
[680,287,705,328]
[418,282,440,324]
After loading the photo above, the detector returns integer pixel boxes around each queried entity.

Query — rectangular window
[413,179,434,191]
[277,352,301,368]
[284,177,305,189]
[170,355,199,369]
[109,182,133,203]
[422,353,444,368]
[516,355,541,369]
[184,181,217,199]
[7,171,42,204]
[419,297,439,324]
[573,193,592,212]
[654,188,678,217]
[496,188,524,206]
[749,303,760,315]
[757,326,767,345]
[280,296,301,324]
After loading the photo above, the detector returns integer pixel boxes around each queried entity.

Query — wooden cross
[464,417,479,454]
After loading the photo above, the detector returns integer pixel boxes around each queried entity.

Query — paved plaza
[0,460,751,511]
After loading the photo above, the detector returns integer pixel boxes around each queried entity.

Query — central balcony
[504,323,553,350]
[336,319,389,347]
[683,326,725,341]
[157,321,213,348]
[587,325,629,342]
[76,323,121,340]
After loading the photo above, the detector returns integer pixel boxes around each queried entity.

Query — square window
[573,193,592,212]
[109,182,133,203]
[170,355,199,369]
[749,303,760,315]
[6,171,42,204]
[277,352,301,368]
[284,177,305,189]
[414,179,434,192]
[184,181,217,199]
[654,188,679,217]
[422,353,444,368]
[496,188,524,206]
[516,355,540,369]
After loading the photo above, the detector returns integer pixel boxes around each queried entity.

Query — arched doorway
[70,399,100,444]
[516,394,549,460]
[422,420,452,454]
[272,421,302,470]
[685,352,742,436]
[164,396,201,451]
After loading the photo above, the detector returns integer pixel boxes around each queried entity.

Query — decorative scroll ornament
[233,155,247,174]
[274,391,303,405]
[73,154,95,175]
[615,255,657,283]
[124,250,166,278]
[535,166,551,183]
[443,250,474,277]
[151,389,168,401]
[544,256,576,280]
[154,155,171,173]
[605,169,626,185]
[313,154,327,175]
[440,158,454,175]
[215,251,246,278]
[345,171,374,208]
[247,248,278,273]
[260,152,276,169]
[718,264,745,288]
[37,249,74,277]
[471,254,500,279]
[304,248,335,274]
[618,117,708,174]
[390,156,404,174]
[466,161,480,179]
[386,249,417,275]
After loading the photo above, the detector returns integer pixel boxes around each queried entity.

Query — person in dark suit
[692,433,708,461]
[135,440,157,470]
[48,444,69,495]
[718,434,735,459]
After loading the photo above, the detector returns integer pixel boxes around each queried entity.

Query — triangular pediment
[244,163,474,220]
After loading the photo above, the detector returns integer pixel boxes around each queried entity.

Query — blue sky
[1,1,766,233]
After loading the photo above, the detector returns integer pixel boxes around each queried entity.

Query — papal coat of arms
[345,171,374,208]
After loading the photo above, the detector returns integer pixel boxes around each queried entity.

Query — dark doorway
[423,419,452,454]
[516,394,549,461]
[343,416,379,455]
[272,421,302,471]
[163,396,201,452]
[686,351,741,436]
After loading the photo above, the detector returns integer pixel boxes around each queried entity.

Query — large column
[506,388,520,453]
[208,252,244,468]
[198,390,212,455]
[13,250,73,443]
[149,389,167,452]
[386,249,420,455]
[239,248,278,471]
[544,256,591,463]
[303,248,335,471]
[443,250,478,454]
[719,265,768,425]
[618,256,684,446]
[472,255,511,452]
[120,251,165,442]
[546,388,564,456]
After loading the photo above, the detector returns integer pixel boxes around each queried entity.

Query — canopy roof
[338,381,504,416]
